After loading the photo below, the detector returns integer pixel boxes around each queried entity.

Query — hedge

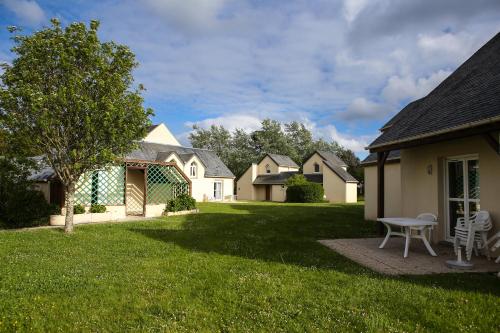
[286,183,324,203]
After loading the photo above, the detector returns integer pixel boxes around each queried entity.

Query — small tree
[0,19,153,233]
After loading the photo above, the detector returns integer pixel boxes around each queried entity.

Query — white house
[134,123,235,202]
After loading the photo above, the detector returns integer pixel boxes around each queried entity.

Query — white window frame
[265,164,271,174]
[190,162,197,178]
[214,181,222,200]
[444,154,480,241]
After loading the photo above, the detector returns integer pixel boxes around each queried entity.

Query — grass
[0,202,498,332]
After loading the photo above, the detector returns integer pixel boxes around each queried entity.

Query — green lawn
[0,202,498,332]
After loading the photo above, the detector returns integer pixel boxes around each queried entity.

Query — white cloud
[343,97,387,121]
[1,0,45,26]
[142,0,233,35]
[382,70,452,105]
[43,0,500,156]
[342,0,369,23]
[185,114,262,133]
[417,32,479,65]
[317,124,372,153]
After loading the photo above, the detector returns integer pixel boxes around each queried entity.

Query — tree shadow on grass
[129,204,500,295]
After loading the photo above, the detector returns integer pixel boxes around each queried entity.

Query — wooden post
[377,151,389,234]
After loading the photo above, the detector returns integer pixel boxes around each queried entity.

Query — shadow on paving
[129,204,500,295]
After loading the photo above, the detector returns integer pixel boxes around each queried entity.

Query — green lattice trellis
[146,164,190,204]
[75,165,126,205]
[74,162,190,206]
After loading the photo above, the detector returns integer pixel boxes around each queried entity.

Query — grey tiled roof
[253,172,324,185]
[266,153,299,168]
[253,171,298,185]
[303,173,323,184]
[361,150,401,165]
[128,142,234,178]
[323,160,358,183]
[315,150,347,167]
[369,32,500,149]
[147,124,159,133]
[31,142,235,181]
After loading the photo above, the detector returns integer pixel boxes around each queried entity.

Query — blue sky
[1,0,500,157]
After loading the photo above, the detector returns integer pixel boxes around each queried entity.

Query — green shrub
[285,174,309,186]
[165,194,196,213]
[90,204,106,213]
[0,186,58,228]
[286,183,324,203]
[0,158,58,228]
[73,204,85,214]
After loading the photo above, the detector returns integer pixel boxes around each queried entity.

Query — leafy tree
[284,121,314,163]
[189,124,231,162]
[189,118,362,181]
[0,19,153,233]
[252,119,292,157]
[227,129,255,177]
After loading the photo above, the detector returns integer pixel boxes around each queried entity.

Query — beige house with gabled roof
[236,151,358,203]
[365,32,500,244]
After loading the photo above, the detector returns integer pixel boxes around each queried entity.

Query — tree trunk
[64,182,76,233]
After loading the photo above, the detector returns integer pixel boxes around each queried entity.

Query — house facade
[361,151,401,221]
[32,123,235,219]
[366,33,500,244]
[236,151,358,203]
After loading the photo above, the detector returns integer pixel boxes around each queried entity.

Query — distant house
[32,123,235,218]
[365,32,500,243]
[236,151,358,203]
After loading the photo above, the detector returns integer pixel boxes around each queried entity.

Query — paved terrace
[319,238,499,275]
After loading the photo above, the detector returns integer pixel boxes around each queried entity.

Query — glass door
[446,157,480,240]
[214,181,222,200]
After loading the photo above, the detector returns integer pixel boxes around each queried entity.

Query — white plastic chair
[485,231,500,263]
[414,213,437,240]
[453,211,492,261]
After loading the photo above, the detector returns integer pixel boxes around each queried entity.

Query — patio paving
[319,238,500,275]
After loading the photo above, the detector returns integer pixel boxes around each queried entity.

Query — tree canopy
[0,19,153,232]
[189,119,363,181]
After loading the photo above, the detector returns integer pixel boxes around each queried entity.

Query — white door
[214,181,222,200]
[445,156,480,241]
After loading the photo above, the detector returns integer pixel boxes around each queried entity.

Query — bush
[165,194,196,213]
[0,158,58,228]
[286,183,324,203]
[0,186,59,228]
[74,204,85,214]
[285,174,309,186]
[90,204,106,213]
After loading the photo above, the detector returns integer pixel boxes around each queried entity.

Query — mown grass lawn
[0,202,498,332]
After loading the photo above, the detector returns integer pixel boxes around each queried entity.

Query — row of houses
[33,122,357,219]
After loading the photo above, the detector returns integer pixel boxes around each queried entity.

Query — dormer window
[314,163,320,173]
[265,164,271,174]
[190,162,197,178]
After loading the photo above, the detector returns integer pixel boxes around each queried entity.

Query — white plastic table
[377,217,438,258]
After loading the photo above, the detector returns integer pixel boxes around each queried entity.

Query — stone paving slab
[319,238,500,275]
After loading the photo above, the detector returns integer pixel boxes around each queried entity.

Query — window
[214,181,222,200]
[265,164,271,173]
[190,162,197,178]
[314,163,320,173]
